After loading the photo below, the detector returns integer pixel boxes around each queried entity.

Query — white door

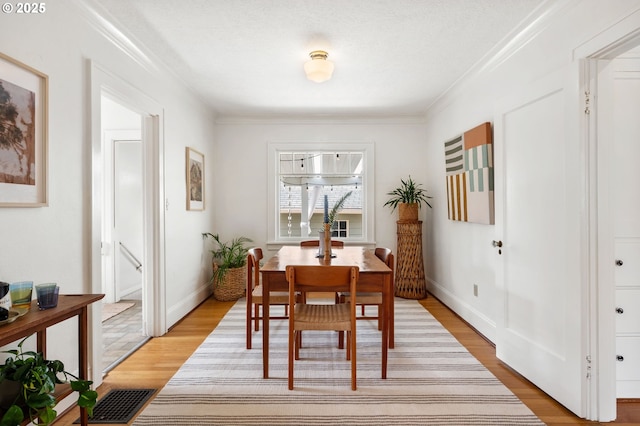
[494,67,584,416]
[597,52,640,398]
[114,139,143,300]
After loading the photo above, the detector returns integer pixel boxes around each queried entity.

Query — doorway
[577,16,640,420]
[591,42,640,417]
[100,107,149,371]
[90,61,166,388]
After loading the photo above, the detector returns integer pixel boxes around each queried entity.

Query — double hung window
[268,143,374,243]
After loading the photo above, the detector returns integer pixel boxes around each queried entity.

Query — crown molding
[70,0,214,112]
[426,0,577,116]
[214,114,427,125]
[71,0,162,75]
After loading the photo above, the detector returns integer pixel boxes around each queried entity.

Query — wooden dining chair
[337,248,394,348]
[286,265,358,391]
[299,239,344,247]
[298,239,345,302]
[246,248,289,350]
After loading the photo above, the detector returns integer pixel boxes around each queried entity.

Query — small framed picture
[186,147,204,211]
[0,52,48,207]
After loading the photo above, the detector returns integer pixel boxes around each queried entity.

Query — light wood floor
[55,294,640,425]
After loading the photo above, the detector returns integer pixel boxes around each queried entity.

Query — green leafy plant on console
[0,336,97,426]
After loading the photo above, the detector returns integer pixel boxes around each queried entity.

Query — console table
[395,220,427,299]
[0,294,104,426]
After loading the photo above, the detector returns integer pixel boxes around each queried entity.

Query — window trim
[267,142,375,245]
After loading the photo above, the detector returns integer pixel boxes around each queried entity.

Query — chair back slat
[300,240,344,248]
[247,248,263,291]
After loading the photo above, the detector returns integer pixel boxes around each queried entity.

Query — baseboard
[426,278,497,343]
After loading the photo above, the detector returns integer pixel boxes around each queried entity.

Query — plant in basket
[383,175,432,221]
[202,233,253,301]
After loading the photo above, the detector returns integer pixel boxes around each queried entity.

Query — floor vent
[74,388,156,424]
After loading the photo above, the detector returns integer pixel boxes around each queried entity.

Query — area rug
[102,302,135,322]
[132,299,544,425]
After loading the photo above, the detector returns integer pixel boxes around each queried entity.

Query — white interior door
[494,67,584,416]
[114,139,143,300]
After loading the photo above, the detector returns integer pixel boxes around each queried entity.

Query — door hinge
[584,91,591,115]
[586,354,592,379]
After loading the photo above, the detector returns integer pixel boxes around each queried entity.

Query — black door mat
[74,388,156,424]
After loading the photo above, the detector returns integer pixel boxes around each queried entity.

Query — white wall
[0,0,216,374]
[213,119,430,255]
[423,0,640,342]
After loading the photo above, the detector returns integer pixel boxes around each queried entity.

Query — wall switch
[473,284,478,297]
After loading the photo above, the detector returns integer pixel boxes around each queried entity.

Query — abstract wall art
[444,122,494,224]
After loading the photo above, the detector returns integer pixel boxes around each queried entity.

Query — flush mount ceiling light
[304,50,334,83]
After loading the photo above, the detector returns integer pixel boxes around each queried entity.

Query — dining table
[260,245,394,379]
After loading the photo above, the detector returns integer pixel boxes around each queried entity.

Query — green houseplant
[328,190,353,228]
[202,233,253,301]
[383,175,432,221]
[0,336,97,426]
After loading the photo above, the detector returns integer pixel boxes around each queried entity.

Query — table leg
[381,275,389,379]
[389,284,395,349]
[79,306,88,426]
[36,330,47,358]
[262,277,270,379]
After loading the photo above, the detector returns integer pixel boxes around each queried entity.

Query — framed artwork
[444,122,494,224]
[0,52,48,207]
[186,147,204,211]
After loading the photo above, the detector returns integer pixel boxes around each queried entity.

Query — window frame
[332,219,349,238]
[268,142,375,245]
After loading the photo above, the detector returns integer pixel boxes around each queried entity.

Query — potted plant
[0,336,97,426]
[202,233,253,301]
[383,175,432,222]
[328,190,353,231]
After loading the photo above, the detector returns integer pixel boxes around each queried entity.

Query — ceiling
[93,0,547,119]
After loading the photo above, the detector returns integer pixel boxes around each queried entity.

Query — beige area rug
[102,302,135,322]
[133,299,544,425]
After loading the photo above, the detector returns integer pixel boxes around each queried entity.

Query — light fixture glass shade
[304,50,334,83]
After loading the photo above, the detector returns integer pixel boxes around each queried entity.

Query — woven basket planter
[395,221,426,299]
[398,203,419,222]
[213,264,246,301]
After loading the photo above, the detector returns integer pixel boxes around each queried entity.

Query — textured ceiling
[92,0,546,118]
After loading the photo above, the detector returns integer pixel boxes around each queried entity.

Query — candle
[324,195,329,223]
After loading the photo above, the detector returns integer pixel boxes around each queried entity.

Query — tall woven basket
[395,221,427,299]
[213,264,246,301]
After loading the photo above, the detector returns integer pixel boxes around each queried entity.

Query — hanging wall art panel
[444,122,494,224]
[186,147,204,211]
[0,52,48,207]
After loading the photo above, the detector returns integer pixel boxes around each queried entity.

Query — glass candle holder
[10,281,33,311]
[36,283,59,310]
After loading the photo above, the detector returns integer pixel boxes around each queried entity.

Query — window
[332,220,349,238]
[268,143,374,244]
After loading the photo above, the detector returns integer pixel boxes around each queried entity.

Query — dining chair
[246,248,289,350]
[337,248,394,348]
[286,265,358,391]
[299,239,344,247]
[298,239,345,303]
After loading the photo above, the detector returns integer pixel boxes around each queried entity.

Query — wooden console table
[0,294,105,426]
[395,220,427,299]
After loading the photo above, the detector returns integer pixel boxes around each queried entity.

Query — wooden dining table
[260,245,393,379]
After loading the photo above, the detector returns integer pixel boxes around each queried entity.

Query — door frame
[574,9,640,422]
[89,60,166,386]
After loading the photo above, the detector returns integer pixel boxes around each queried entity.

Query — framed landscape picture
[0,52,48,207]
[186,147,204,211]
